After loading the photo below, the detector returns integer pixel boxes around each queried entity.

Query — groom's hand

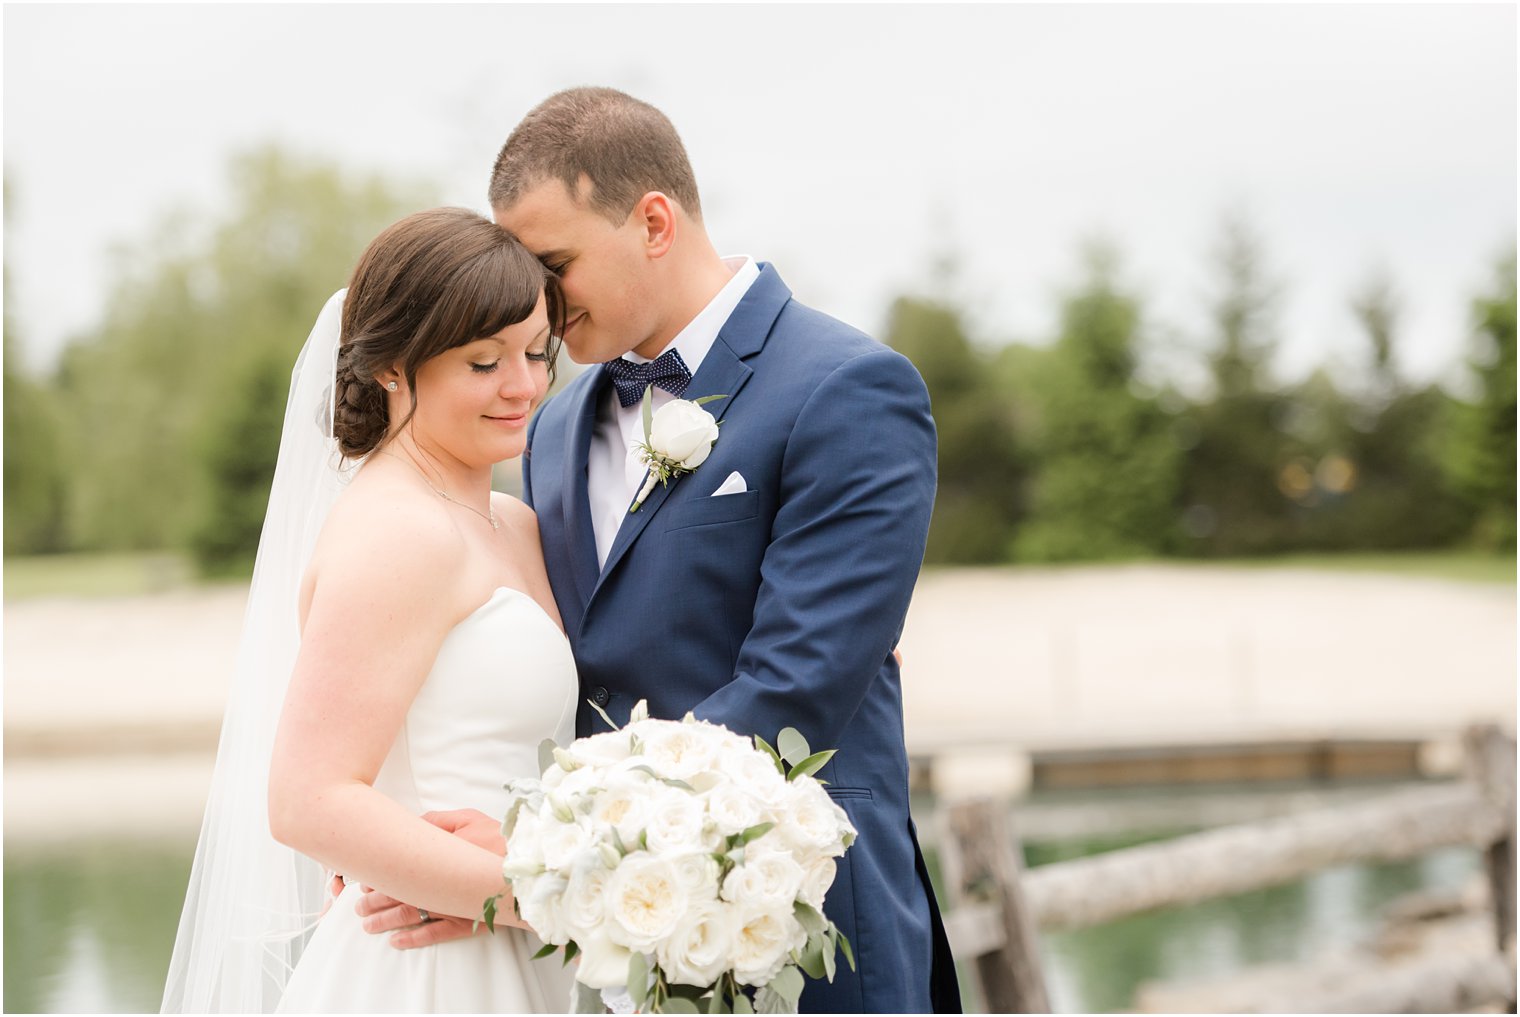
[353,808,513,949]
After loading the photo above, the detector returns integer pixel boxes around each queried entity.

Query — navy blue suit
[523,264,959,1013]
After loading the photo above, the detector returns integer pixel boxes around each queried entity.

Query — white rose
[721,745,790,808]
[731,907,806,987]
[541,815,596,871]
[704,780,765,837]
[648,399,720,469]
[562,856,614,936]
[503,809,546,877]
[638,721,724,781]
[781,782,855,856]
[798,856,837,909]
[516,873,571,946]
[569,730,635,768]
[668,851,721,901]
[643,786,713,856]
[720,848,804,911]
[656,899,736,988]
[591,773,653,847]
[573,926,634,990]
[605,853,689,952]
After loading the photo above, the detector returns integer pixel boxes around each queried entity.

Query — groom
[361,87,959,1013]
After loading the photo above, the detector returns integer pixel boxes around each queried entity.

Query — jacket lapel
[589,263,793,603]
[561,369,606,611]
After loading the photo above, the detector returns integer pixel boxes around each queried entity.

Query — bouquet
[493,701,857,1014]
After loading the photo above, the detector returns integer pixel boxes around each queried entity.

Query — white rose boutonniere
[630,386,726,512]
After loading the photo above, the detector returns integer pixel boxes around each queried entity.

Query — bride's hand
[353,808,516,949]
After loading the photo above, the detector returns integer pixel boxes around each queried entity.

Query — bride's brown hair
[332,207,563,458]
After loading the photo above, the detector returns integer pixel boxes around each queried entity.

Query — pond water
[2,809,1479,1013]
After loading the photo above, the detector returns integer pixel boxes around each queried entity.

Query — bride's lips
[485,411,530,428]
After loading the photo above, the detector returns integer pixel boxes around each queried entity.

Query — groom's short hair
[489,87,702,224]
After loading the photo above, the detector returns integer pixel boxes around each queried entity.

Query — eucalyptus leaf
[768,965,804,1006]
[663,999,700,1014]
[571,980,604,1014]
[776,727,810,767]
[627,952,650,1005]
[692,393,728,406]
[737,821,775,846]
[537,738,557,776]
[793,901,826,934]
[838,930,856,971]
[587,697,619,732]
[822,934,836,982]
[732,991,755,1014]
[786,749,836,782]
[642,385,655,440]
[752,735,786,776]
[706,988,731,1014]
[796,938,826,979]
[630,698,650,724]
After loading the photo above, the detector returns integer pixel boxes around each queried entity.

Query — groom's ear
[632,191,677,260]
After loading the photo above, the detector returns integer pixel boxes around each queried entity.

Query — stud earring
[386,381,398,392]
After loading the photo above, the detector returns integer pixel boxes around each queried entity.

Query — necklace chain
[380,450,499,531]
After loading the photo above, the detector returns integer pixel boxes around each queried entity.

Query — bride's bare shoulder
[306,464,466,602]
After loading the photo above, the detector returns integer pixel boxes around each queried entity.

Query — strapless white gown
[276,587,580,1013]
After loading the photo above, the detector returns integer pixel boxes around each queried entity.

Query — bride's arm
[267,501,521,926]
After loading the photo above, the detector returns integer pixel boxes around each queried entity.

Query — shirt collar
[620,256,759,378]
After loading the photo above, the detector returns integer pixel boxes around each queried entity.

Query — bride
[162,207,578,1013]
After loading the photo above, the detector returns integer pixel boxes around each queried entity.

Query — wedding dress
[162,291,578,1013]
[276,585,580,1013]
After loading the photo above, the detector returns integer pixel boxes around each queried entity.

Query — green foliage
[887,296,1025,563]
[188,349,289,575]
[1446,248,1517,550]
[47,146,429,564]
[3,322,68,554]
[1012,244,1182,561]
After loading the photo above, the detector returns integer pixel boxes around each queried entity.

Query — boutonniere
[629,385,727,512]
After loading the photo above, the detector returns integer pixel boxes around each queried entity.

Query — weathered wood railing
[937,724,1516,1013]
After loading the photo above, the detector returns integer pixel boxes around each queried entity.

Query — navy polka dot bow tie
[603,348,693,408]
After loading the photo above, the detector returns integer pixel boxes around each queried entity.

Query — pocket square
[711,471,747,497]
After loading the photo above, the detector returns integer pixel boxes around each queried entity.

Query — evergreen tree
[1013,243,1181,561]
[1447,248,1517,550]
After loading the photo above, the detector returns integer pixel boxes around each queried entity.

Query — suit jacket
[523,264,960,1013]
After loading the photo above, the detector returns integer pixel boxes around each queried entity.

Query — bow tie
[603,348,693,408]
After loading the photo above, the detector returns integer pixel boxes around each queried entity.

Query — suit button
[591,686,610,706]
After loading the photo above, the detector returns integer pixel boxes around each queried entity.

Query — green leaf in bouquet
[706,987,732,1013]
[628,952,651,1007]
[764,966,804,1011]
[538,738,557,776]
[571,980,603,1013]
[479,893,502,933]
[786,749,836,782]
[776,728,810,767]
[792,901,827,934]
[588,696,619,732]
[611,826,629,856]
[752,734,786,775]
[796,937,826,980]
[531,942,557,960]
[563,940,580,965]
[821,932,836,982]
[663,999,700,1014]
[630,698,650,724]
[837,929,856,971]
[737,821,775,846]
[732,991,755,1014]
[638,829,651,852]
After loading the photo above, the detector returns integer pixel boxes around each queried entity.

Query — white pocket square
[711,471,748,497]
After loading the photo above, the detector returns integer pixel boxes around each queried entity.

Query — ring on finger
[417,907,434,924]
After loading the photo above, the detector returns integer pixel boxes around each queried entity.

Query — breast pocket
[663,489,760,532]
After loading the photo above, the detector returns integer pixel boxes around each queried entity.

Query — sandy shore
[5,565,1513,839]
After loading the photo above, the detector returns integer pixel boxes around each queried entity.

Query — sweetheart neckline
[463,585,558,631]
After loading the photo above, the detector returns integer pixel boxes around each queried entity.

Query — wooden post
[1464,724,1516,960]
[940,798,1052,1013]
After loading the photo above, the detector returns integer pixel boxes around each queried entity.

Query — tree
[3,310,69,554]
[1180,215,1294,555]
[886,296,1025,563]
[1446,247,1518,550]
[51,147,429,564]
[1013,243,1181,561]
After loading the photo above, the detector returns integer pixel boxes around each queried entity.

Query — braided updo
[332,207,563,458]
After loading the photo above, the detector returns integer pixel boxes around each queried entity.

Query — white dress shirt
[588,256,760,568]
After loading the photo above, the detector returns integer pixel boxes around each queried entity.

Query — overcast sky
[4,3,1515,391]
